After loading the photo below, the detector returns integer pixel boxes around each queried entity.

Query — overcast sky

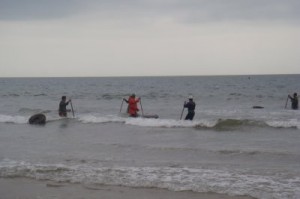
[0,0,299,77]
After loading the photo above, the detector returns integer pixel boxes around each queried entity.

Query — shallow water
[0,75,300,199]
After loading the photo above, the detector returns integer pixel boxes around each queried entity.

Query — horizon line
[0,73,299,78]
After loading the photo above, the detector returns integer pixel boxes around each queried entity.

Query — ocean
[0,75,299,199]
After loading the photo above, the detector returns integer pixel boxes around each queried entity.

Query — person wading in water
[59,96,71,117]
[183,96,196,120]
[123,94,140,117]
[288,93,298,110]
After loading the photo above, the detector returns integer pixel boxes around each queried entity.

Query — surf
[0,159,299,199]
[1,112,299,130]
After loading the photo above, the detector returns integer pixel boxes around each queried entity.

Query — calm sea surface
[0,75,300,199]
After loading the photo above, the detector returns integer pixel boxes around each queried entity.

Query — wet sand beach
[0,178,255,199]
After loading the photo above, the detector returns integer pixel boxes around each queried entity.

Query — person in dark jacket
[184,96,196,120]
[59,96,71,117]
[288,93,298,110]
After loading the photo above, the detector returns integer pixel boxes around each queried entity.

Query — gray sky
[0,0,299,77]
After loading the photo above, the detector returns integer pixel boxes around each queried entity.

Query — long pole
[285,96,289,109]
[180,106,185,120]
[120,99,124,113]
[70,101,75,117]
[139,98,144,116]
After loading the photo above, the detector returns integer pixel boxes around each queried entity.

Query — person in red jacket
[123,94,140,117]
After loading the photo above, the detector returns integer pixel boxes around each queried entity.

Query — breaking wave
[0,159,299,199]
[78,115,300,130]
[198,119,268,131]
[0,114,28,124]
[0,113,299,130]
[0,114,68,124]
[77,114,208,128]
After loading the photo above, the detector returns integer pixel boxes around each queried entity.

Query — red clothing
[127,96,140,117]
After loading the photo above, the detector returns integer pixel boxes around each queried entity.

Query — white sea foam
[266,119,300,129]
[77,114,126,124]
[0,114,27,124]
[0,159,299,199]
[1,112,299,130]
[77,114,300,130]
[77,114,215,128]
[124,118,203,128]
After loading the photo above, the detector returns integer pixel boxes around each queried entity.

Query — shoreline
[0,178,256,199]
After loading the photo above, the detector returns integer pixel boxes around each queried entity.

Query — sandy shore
[0,178,255,199]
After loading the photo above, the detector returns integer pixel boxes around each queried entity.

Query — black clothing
[185,111,195,120]
[59,100,69,117]
[289,95,298,110]
[184,101,196,120]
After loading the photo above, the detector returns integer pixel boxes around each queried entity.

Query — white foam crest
[124,118,217,128]
[77,114,125,124]
[266,119,300,129]
[125,118,200,128]
[76,113,215,128]
[0,114,27,124]
[0,159,299,199]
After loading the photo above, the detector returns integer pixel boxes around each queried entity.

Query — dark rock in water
[28,113,46,125]
[252,106,264,109]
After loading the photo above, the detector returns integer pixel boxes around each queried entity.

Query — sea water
[0,75,299,199]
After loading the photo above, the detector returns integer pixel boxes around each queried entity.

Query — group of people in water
[28,92,297,125]
[58,94,197,120]
[58,92,298,121]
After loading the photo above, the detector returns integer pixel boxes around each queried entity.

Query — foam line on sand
[0,178,256,199]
